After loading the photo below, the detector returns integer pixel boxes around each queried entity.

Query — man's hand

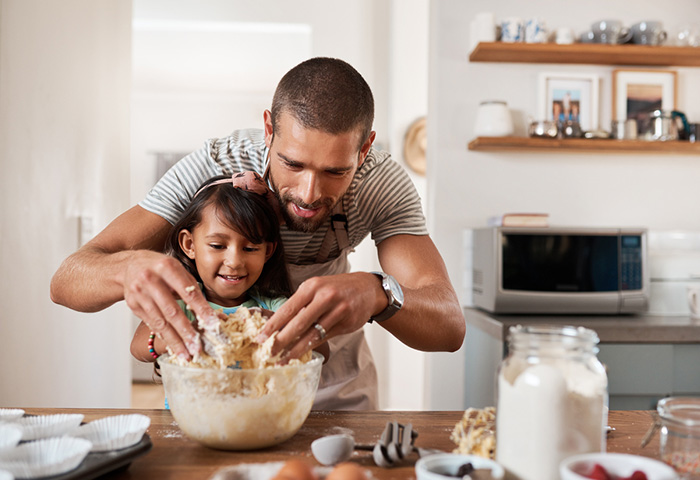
[255,272,385,361]
[123,250,222,360]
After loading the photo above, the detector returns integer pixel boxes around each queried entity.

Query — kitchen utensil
[560,453,678,480]
[611,119,637,140]
[525,17,547,43]
[500,17,523,42]
[311,422,443,468]
[647,110,690,141]
[474,101,513,137]
[158,351,323,450]
[560,120,583,138]
[555,27,575,44]
[584,129,611,139]
[657,397,700,477]
[688,286,700,318]
[630,21,667,46]
[591,20,632,44]
[528,120,558,138]
[415,453,505,480]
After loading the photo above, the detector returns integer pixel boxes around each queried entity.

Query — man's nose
[299,172,321,206]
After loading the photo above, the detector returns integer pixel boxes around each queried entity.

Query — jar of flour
[495,325,608,480]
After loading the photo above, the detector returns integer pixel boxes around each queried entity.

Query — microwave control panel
[620,235,643,291]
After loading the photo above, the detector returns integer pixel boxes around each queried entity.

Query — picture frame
[612,69,677,122]
[538,72,600,131]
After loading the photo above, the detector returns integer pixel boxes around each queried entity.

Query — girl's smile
[179,203,274,307]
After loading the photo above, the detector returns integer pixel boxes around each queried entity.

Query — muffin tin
[0,413,151,479]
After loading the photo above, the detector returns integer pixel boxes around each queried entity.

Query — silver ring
[313,322,327,340]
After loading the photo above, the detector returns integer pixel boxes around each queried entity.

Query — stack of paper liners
[488,213,549,227]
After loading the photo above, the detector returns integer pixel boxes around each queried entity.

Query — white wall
[426,0,700,409]
[0,0,132,407]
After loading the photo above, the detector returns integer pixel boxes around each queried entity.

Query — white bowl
[13,414,84,441]
[561,453,679,480]
[72,414,150,452]
[0,411,24,424]
[0,437,92,478]
[0,425,22,452]
[415,453,505,480]
[0,469,13,480]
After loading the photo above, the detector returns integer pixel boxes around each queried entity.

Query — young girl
[130,173,291,362]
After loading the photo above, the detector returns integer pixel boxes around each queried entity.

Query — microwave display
[502,234,643,292]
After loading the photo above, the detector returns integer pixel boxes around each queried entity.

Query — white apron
[262,155,378,410]
[286,208,379,411]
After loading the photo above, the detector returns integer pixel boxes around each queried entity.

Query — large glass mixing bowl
[159,351,323,450]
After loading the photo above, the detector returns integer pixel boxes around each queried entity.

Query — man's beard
[272,189,336,233]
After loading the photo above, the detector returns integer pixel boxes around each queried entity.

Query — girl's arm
[130,321,166,362]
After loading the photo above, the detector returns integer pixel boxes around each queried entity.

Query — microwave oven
[472,227,649,314]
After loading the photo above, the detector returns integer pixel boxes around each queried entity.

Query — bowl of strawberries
[560,453,679,480]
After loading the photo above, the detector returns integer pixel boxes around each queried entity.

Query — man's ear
[265,242,276,261]
[179,229,196,259]
[358,130,376,168]
[263,110,274,148]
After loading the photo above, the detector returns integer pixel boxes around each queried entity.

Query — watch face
[387,275,404,304]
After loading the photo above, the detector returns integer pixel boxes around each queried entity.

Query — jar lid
[657,397,700,427]
[479,100,507,105]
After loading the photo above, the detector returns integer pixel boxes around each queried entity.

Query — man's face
[264,110,371,233]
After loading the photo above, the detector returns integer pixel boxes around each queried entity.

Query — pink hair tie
[193,172,283,222]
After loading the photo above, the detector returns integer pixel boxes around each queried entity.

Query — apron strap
[316,204,350,263]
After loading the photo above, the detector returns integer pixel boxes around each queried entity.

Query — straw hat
[403,116,427,175]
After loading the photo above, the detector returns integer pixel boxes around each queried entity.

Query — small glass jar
[658,397,700,479]
[496,325,608,480]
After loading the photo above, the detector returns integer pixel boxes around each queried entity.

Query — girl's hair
[165,175,292,298]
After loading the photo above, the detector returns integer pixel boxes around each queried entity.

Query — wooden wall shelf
[469,42,700,67]
[468,136,700,154]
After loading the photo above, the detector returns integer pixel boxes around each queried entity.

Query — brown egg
[325,462,368,480]
[274,459,318,480]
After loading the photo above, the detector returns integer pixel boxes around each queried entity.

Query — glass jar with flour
[495,325,608,480]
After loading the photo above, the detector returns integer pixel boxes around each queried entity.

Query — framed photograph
[538,72,600,131]
[612,69,677,122]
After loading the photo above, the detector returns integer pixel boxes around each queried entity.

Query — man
[50,57,465,410]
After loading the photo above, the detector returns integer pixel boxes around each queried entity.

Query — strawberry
[624,471,648,480]
[587,463,612,480]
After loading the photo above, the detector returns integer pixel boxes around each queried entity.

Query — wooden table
[21,408,660,480]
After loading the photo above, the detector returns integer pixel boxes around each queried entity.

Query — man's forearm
[50,245,131,312]
[380,280,465,352]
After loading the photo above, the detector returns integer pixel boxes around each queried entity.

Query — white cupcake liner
[0,425,22,452]
[0,469,13,480]
[0,436,92,478]
[72,414,150,452]
[14,414,84,441]
[0,411,24,424]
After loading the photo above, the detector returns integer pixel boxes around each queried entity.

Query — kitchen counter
[462,307,700,410]
[20,407,660,480]
[464,307,700,343]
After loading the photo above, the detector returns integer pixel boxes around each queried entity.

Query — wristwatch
[369,271,404,323]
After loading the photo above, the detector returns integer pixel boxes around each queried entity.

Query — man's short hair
[271,57,374,151]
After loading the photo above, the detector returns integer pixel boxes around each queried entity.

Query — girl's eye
[208,244,225,250]
[243,246,260,252]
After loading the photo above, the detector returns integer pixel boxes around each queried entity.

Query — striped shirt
[140,129,427,266]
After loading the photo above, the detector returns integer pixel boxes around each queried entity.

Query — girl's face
[179,203,274,307]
